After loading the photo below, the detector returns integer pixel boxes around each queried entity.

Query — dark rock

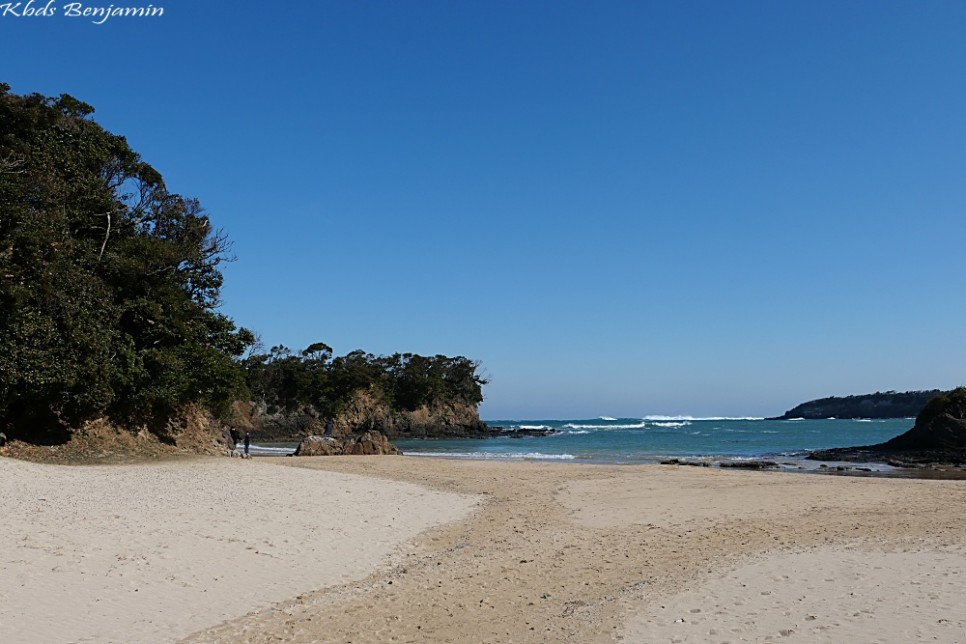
[883,390,966,451]
[807,388,966,467]
[660,458,710,467]
[488,426,558,438]
[0,432,6,447]
[718,460,780,470]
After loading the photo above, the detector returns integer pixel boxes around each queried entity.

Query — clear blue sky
[4,1,965,418]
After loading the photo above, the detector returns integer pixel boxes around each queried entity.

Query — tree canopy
[0,84,488,444]
[0,83,253,441]
[243,344,487,418]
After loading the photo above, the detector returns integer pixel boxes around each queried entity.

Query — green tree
[0,84,252,441]
[241,343,488,421]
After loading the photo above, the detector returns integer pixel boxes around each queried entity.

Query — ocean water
[249,417,916,472]
[392,417,915,470]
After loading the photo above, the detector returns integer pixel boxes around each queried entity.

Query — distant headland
[769,390,944,420]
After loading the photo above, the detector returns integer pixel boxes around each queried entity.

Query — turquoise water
[249,417,915,471]
[391,417,914,468]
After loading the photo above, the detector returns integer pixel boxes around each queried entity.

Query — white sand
[0,457,480,644]
[625,546,966,643]
[558,468,907,530]
[4,457,966,643]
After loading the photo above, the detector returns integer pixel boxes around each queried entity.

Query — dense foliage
[244,343,487,418]
[0,84,253,441]
[0,85,488,444]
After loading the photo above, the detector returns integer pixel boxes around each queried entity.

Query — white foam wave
[402,451,575,461]
[651,421,691,428]
[519,452,576,460]
[564,422,649,430]
[249,445,296,455]
[643,415,765,421]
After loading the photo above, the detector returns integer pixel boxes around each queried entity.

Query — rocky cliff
[338,391,489,439]
[807,388,966,467]
[771,390,942,420]
[232,390,491,442]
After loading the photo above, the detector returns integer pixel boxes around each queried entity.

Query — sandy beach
[2,456,965,643]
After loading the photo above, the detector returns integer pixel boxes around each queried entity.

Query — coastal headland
[769,390,942,420]
[808,388,966,468]
[3,455,964,643]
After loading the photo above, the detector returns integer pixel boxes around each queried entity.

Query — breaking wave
[401,451,576,461]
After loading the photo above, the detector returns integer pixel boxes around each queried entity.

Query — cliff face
[772,390,942,420]
[229,400,326,442]
[233,390,488,442]
[338,390,488,439]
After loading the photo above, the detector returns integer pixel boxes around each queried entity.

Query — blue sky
[3,1,965,418]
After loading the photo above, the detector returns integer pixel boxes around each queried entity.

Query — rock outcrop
[293,431,402,456]
[808,388,966,467]
[882,389,966,451]
[336,391,489,439]
[229,400,327,442]
[771,390,942,420]
[233,390,493,442]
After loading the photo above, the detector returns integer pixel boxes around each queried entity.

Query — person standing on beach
[244,432,251,457]
[324,419,334,437]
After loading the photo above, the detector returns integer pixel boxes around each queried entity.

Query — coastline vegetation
[772,390,943,420]
[0,85,485,446]
[244,343,486,418]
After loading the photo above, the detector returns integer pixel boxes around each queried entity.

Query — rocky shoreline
[232,392,559,445]
[288,426,558,457]
[806,388,966,470]
[289,426,557,457]
[807,446,966,469]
